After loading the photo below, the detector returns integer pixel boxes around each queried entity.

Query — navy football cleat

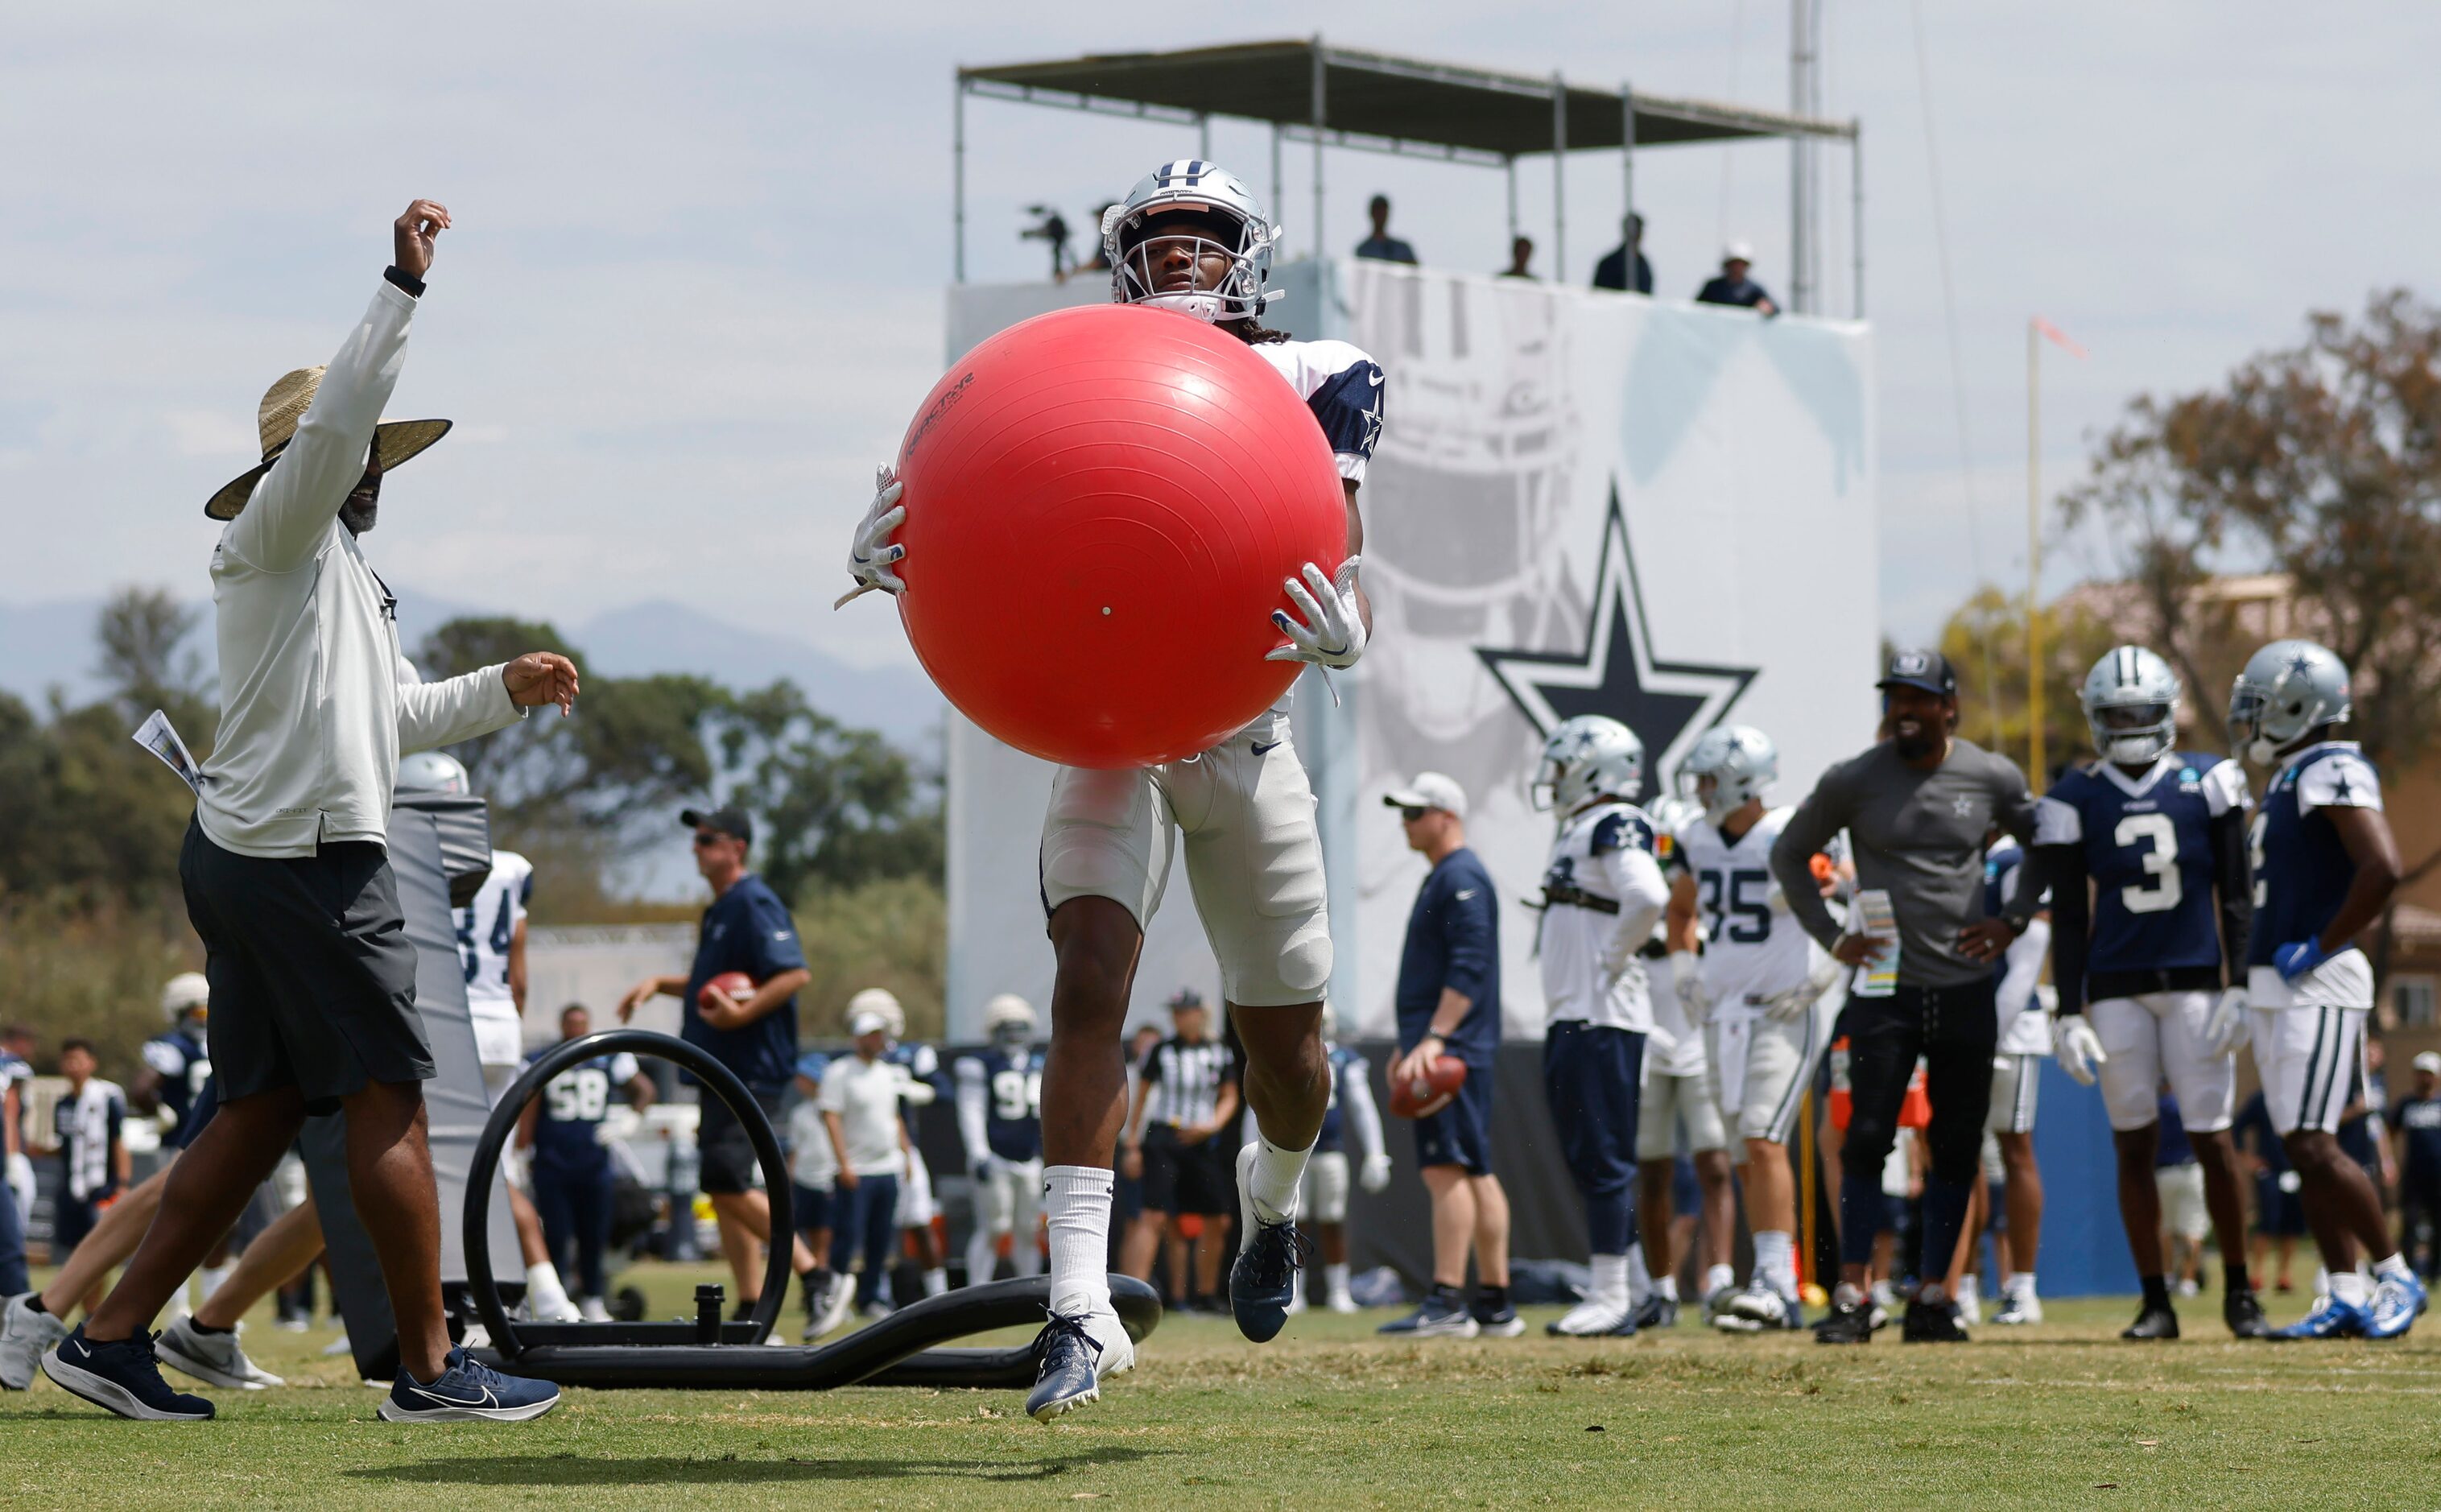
[1025,1308,1134,1423]
[378,1347,560,1423]
[1229,1218,1317,1344]
[40,1326,214,1421]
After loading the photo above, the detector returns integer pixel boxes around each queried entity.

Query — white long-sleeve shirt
[198,279,520,858]
[1538,799,1672,1032]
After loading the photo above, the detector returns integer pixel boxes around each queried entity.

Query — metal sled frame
[461,1028,1160,1389]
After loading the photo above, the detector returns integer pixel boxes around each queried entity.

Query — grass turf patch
[4,1264,2433,1510]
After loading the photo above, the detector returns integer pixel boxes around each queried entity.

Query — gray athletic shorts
[179,817,433,1115]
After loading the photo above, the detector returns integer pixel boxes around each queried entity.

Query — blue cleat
[40,1326,213,1421]
[2365,1274,2429,1341]
[1025,1307,1134,1423]
[378,1347,561,1422]
[2270,1294,2368,1340]
[1229,1142,1317,1344]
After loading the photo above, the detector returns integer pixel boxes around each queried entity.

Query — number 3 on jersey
[1697,867,1773,944]
[2114,812,2183,915]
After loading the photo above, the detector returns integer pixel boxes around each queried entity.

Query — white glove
[835,465,907,607]
[1266,556,1367,668]
[1760,952,1842,1022]
[1669,952,1712,1026]
[2054,1015,2106,1087]
[1360,1153,1393,1193]
[2202,987,2251,1057]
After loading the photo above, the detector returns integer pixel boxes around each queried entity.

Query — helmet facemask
[1109,204,1278,324]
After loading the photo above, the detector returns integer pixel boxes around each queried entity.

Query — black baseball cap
[1877,649,1958,697]
[680,806,754,845]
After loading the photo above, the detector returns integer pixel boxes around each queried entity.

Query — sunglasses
[692,831,729,849]
[1398,807,1428,823]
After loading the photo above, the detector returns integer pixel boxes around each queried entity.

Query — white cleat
[1717,1279,1791,1333]
[1,1294,70,1390]
[1544,1299,1636,1337]
[156,1316,287,1390]
[1991,1291,2043,1325]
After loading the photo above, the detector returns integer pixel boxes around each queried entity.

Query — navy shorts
[1542,1022,1643,1200]
[1413,1060,1494,1176]
[791,1180,833,1234]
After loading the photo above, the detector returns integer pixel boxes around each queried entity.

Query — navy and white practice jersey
[140,1026,212,1147]
[1675,806,1815,1010]
[1250,339,1385,486]
[1139,1035,1238,1130]
[886,1040,948,1134]
[528,1048,641,1171]
[1538,801,1669,1033]
[1984,839,2056,1055]
[954,1045,1044,1163]
[2035,755,2245,976]
[1314,1042,1364,1153]
[456,849,533,1067]
[2249,742,2381,1006]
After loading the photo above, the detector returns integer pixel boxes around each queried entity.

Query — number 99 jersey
[2033,754,2246,976]
[1672,806,1813,1007]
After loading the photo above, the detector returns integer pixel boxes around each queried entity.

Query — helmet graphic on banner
[2230,639,2352,764]
[397,750,471,795]
[1104,161,1282,324]
[1534,715,1644,812]
[2081,647,2183,766]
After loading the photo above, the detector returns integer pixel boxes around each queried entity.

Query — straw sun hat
[204,366,451,520]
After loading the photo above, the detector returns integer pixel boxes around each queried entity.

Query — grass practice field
[4,1262,2435,1510]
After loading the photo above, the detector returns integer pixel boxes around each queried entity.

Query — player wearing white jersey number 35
[841,160,1382,1422]
[1667,726,1842,1332]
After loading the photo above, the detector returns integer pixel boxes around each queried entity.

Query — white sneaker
[1544,1299,1634,1336]
[157,1316,286,1390]
[1718,1278,1790,1332]
[804,1274,857,1341]
[321,1331,354,1357]
[1,1294,70,1390]
[1327,1291,1359,1315]
[577,1296,613,1324]
[2174,1278,2199,1299]
[1993,1289,2043,1325]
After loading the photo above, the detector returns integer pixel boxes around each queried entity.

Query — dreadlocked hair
[1219,317,1292,345]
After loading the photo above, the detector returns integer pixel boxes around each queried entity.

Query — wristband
[384,264,427,298]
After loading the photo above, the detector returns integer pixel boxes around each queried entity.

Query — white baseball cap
[2414,1051,2441,1075]
[1383,772,1468,820]
[848,1007,890,1036]
[1723,239,1755,264]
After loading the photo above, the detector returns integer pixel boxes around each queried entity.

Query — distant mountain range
[0,590,944,748]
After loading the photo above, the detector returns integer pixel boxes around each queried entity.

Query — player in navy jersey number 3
[843,160,1384,1421]
[2037,647,2269,1341]
[2224,639,2423,1339]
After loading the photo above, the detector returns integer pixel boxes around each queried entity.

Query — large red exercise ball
[892,303,1347,769]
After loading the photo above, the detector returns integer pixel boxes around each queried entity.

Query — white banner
[938,261,1876,1042]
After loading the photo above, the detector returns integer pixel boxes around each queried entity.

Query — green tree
[1935,586,2124,784]
[717,680,944,907]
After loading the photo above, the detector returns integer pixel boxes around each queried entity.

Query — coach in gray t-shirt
[1769,649,2037,1343]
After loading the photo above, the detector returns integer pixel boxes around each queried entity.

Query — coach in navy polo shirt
[621,805,820,1314]
[1378,772,1516,1338]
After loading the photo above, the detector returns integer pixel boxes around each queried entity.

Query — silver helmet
[982,993,1037,1047]
[2082,646,2183,766]
[1533,715,1644,812]
[1677,725,1778,824]
[396,750,470,795]
[1103,160,1281,324]
[2230,638,2352,764]
[159,971,210,1024]
[849,986,905,1041]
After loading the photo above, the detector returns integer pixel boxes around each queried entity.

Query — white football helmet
[159,971,209,1024]
[849,987,905,1041]
[983,993,1037,1047]
[396,750,470,795]
[1104,160,1281,324]
[1534,715,1644,812]
[2230,638,2352,764]
[2082,646,2183,766]
[1677,725,1778,824]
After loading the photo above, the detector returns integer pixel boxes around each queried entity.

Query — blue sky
[6,2,2435,671]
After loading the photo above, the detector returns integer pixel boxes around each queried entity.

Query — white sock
[1324,1262,1351,1300]
[1248,1133,1314,1225]
[1956,1274,1980,1308]
[2314,1266,2333,1298]
[1591,1253,1630,1311]
[1705,1262,1736,1297]
[2330,1270,2370,1307]
[1626,1245,1653,1303]
[1044,1165,1116,1318]
[2007,1271,2038,1299]
[525,1261,572,1317]
[1658,1274,1680,1303]
[922,1267,948,1298]
[2374,1252,2413,1283]
[1753,1231,1795,1298]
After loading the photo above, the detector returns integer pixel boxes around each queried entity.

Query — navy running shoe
[378,1347,561,1422]
[40,1326,213,1421]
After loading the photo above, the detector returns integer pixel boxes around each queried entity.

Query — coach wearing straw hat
[40,201,573,1424]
